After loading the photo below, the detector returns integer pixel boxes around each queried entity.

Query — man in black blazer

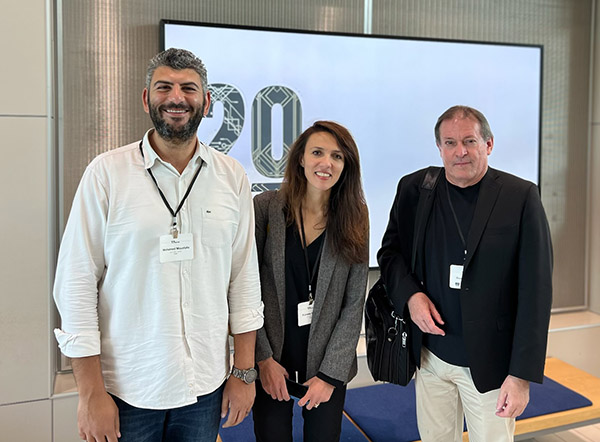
[378,105,553,441]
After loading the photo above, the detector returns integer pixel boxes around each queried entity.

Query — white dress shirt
[54,130,264,409]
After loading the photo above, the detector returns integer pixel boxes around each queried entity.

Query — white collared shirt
[54,130,264,409]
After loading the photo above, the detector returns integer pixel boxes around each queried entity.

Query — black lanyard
[139,141,203,238]
[298,207,325,303]
[445,179,467,260]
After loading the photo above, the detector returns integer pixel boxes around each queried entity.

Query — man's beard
[148,99,205,145]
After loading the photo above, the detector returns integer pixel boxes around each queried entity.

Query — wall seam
[586,0,597,312]
[0,398,51,408]
[47,1,59,441]
[0,114,47,118]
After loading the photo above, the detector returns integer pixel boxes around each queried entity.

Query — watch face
[244,368,258,383]
[233,367,257,384]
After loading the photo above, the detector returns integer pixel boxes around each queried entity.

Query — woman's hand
[298,377,334,410]
[257,357,290,401]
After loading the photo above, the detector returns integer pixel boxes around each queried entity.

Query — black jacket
[378,167,553,393]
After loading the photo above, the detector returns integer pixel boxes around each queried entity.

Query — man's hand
[71,356,120,442]
[257,357,290,401]
[407,291,445,335]
[221,375,255,428]
[222,330,257,427]
[77,390,120,442]
[495,375,530,418]
[297,377,334,410]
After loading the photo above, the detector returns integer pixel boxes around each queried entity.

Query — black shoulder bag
[365,166,441,385]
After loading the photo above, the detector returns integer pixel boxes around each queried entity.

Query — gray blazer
[254,191,369,384]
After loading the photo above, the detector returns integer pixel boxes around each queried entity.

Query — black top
[423,175,481,366]
[281,223,324,383]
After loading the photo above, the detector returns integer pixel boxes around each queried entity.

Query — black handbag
[365,278,415,386]
[365,167,442,386]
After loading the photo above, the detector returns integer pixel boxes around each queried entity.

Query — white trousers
[415,347,515,442]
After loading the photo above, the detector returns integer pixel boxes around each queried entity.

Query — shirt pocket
[201,207,238,247]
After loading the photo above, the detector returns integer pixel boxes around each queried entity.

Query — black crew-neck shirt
[280,223,325,383]
[423,174,482,366]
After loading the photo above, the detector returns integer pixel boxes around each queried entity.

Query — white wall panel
[0,0,47,116]
[547,326,600,378]
[0,117,49,405]
[0,400,51,442]
[52,395,80,442]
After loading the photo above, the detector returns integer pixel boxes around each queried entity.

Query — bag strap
[410,167,442,272]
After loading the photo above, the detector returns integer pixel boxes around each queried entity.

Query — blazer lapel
[464,169,501,269]
[268,197,287,324]
[310,231,337,329]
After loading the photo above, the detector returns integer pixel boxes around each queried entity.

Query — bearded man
[54,48,264,442]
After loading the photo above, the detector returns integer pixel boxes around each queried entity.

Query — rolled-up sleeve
[53,166,108,358]
[228,171,264,335]
[54,329,101,358]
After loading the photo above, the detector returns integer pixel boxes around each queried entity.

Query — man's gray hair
[434,105,493,145]
[145,48,208,93]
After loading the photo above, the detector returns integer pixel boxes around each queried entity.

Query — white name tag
[449,264,463,289]
[297,301,314,327]
[160,233,194,263]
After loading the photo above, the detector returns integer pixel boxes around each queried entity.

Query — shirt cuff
[229,302,265,335]
[54,328,101,358]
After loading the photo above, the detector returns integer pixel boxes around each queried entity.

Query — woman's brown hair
[280,121,369,264]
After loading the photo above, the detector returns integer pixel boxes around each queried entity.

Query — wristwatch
[231,366,258,384]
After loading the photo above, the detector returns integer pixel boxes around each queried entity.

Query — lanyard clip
[171,217,179,239]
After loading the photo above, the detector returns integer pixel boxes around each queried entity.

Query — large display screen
[162,20,542,267]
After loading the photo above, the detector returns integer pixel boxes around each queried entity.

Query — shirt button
[183,302,189,308]
[188,382,193,387]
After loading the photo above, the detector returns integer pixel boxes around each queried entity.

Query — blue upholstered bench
[343,358,597,442]
[218,358,599,442]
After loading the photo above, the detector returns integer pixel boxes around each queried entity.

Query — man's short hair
[145,48,208,93]
[434,105,493,145]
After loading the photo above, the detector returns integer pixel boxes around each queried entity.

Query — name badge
[297,301,314,327]
[449,264,463,289]
[160,233,194,263]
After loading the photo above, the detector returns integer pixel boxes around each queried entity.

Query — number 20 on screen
[205,83,302,190]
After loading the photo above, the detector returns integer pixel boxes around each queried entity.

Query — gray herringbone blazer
[253,190,368,384]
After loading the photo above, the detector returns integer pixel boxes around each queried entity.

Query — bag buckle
[387,311,401,342]
[390,311,408,348]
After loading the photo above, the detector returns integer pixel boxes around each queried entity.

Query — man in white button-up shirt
[54,48,264,442]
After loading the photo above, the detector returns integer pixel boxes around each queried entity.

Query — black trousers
[252,379,347,442]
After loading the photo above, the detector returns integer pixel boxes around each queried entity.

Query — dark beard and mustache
[148,98,205,145]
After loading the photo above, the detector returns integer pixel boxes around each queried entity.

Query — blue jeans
[111,383,224,442]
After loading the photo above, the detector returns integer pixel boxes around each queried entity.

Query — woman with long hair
[252,121,369,441]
